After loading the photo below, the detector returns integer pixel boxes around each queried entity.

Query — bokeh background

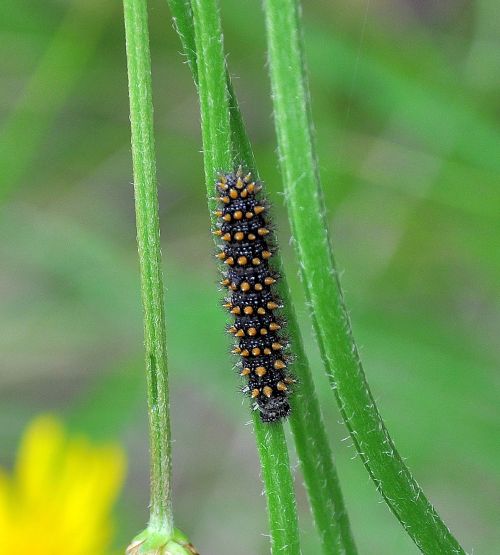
[1,0,499,553]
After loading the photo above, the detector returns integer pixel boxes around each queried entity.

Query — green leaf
[262,0,465,552]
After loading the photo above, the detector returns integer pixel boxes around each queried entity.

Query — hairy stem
[123,0,173,534]
[190,0,300,552]
[262,0,465,553]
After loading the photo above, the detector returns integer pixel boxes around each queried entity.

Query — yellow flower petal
[0,415,126,555]
[15,415,64,507]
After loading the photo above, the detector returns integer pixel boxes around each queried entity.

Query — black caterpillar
[213,167,294,422]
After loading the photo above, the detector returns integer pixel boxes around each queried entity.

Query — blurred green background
[1,0,499,553]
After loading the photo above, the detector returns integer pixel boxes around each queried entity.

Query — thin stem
[123,0,173,534]
[252,413,301,555]
[190,0,230,172]
[262,0,465,553]
[169,0,198,79]
[166,1,357,553]
[189,0,300,553]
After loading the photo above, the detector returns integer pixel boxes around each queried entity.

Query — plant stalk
[189,0,300,552]
[262,0,465,553]
[123,0,173,534]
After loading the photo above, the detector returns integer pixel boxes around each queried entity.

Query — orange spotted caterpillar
[213,167,294,422]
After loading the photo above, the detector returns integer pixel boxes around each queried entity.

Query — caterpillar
[213,166,294,422]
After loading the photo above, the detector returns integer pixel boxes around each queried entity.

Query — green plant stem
[169,0,198,78]
[262,1,465,553]
[166,1,357,553]
[123,0,173,535]
[252,413,301,555]
[189,0,300,553]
